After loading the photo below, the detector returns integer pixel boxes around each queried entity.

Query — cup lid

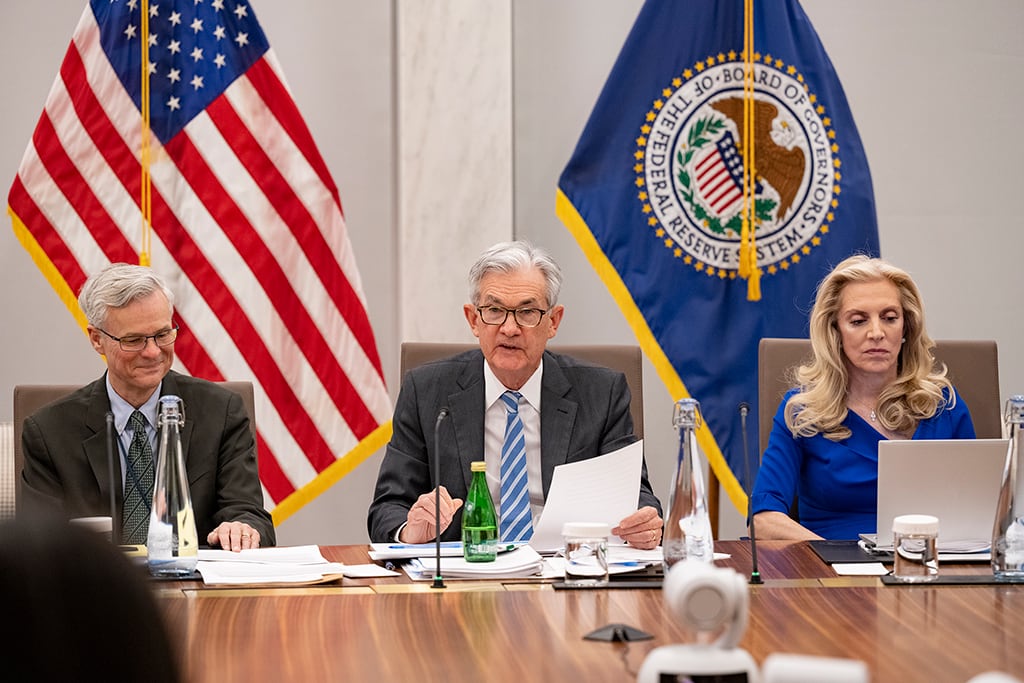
[892,514,939,535]
[562,522,611,537]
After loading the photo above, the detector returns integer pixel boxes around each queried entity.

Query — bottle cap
[892,514,939,535]
[470,461,487,472]
[1008,396,1024,423]
[562,522,611,538]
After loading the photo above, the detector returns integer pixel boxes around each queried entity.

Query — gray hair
[78,263,175,328]
[468,241,563,307]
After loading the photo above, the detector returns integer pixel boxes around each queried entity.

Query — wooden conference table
[156,541,1024,682]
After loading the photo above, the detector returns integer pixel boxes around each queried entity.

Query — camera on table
[637,561,758,682]
[638,561,869,683]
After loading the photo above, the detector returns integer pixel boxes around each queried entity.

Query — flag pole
[139,0,153,266]
[741,0,760,301]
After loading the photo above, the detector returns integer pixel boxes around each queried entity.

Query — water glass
[892,514,939,583]
[562,522,610,587]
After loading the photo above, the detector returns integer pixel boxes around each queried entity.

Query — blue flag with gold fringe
[557,0,879,514]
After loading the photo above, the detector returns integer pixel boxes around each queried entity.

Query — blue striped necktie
[499,390,533,542]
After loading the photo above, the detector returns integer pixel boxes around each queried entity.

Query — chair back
[757,338,1001,453]
[399,342,644,439]
[12,381,256,508]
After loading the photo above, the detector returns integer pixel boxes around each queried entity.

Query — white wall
[2,0,1021,543]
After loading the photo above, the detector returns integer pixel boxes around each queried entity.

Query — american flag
[7,0,393,521]
[693,131,745,217]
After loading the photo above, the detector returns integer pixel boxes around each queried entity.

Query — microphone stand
[738,403,762,585]
[432,407,450,589]
[105,412,118,545]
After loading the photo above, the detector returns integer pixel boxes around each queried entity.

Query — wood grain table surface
[155,541,1024,682]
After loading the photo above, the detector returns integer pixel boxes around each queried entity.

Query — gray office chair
[399,342,644,440]
[12,381,256,508]
[757,338,1002,453]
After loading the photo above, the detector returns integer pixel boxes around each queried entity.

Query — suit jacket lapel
[82,377,124,516]
[539,352,577,496]
[448,357,486,493]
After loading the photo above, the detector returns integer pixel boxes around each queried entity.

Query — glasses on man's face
[475,306,548,328]
[98,325,179,352]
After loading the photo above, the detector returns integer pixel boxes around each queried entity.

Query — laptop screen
[874,438,1007,547]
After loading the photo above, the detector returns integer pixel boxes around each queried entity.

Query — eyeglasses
[98,325,179,352]
[475,306,548,328]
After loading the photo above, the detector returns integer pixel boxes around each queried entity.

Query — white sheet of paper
[338,563,401,578]
[197,545,328,564]
[530,440,644,552]
[832,562,890,576]
[195,545,356,585]
[196,560,346,585]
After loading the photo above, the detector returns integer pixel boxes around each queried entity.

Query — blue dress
[749,387,976,539]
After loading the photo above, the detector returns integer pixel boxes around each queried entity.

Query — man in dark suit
[367,241,663,547]
[20,263,274,549]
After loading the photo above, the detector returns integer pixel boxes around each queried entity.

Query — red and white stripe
[694,146,744,217]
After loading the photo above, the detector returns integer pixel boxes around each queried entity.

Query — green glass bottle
[462,461,498,562]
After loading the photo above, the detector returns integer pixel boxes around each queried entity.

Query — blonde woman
[750,255,976,540]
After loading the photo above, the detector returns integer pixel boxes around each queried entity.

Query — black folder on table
[810,539,891,564]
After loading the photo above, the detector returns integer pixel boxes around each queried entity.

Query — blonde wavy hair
[786,255,953,441]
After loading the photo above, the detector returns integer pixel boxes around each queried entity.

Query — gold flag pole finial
[139,0,153,267]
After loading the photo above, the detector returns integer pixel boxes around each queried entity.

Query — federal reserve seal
[636,52,840,278]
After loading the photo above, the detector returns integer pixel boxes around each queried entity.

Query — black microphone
[105,412,119,545]
[738,402,762,585]
[432,407,450,589]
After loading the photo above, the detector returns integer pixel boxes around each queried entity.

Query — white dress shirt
[482,359,544,525]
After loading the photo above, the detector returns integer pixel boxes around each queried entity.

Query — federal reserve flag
[557,0,879,512]
[8,0,392,521]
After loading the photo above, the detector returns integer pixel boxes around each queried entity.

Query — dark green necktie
[122,410,154,545]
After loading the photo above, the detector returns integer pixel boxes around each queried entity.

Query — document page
[405,546,545,580]
[196,545,347,585]
[530,440,643,552]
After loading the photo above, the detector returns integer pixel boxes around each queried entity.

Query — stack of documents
[196,545,347,586]
[368,541,468,562]
[546,545,665,577]
[404,546,545,580]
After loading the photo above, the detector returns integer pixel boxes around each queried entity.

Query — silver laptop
[869,438,1007,552]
